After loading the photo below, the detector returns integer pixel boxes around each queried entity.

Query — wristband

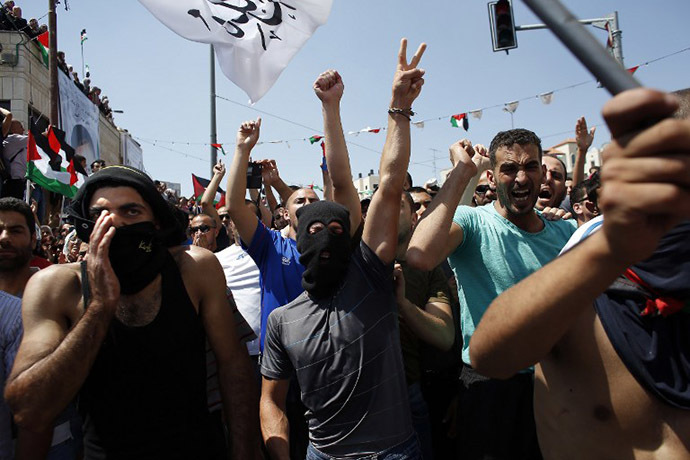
[388,107,414,120]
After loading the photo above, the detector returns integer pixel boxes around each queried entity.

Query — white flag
[138,0,334,102]
[503,101,519,113]
[539,92,553,105]
[469,110,483,120]
[412,121,424,129]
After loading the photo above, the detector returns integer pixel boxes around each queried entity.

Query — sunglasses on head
[475,185,491,194]
[190,224,214,234]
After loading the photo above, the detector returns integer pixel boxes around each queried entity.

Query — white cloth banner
[503,101,519,113]
[58,71,100,166]
[139,0,334,102]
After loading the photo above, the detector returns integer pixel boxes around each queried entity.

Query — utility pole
[209,44,217,177]
[48,0,58,126]
[428,148,442,180]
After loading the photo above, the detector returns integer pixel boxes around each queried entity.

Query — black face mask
[108,222,167,295]
[296,202,351,300]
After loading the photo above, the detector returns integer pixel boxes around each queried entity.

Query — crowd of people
[0,37,688,460]
[0,1,116,124]
[0,1,45,39]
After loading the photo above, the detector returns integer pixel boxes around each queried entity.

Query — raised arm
[0,107,12,138]
[470,88,689,379]
[363,39,426,264]
[226,119,262,247]
[200,161,225,229]
[573,116,596,186]
[313,70,361,235]
[406,140,482,271]
[5,211,119,430]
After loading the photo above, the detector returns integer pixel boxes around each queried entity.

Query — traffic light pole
[515,12,624,66]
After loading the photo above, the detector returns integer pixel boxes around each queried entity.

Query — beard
[496,182,537,216]
[0,244,33,272]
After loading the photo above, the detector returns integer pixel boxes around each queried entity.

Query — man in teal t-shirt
[408,129,576,459]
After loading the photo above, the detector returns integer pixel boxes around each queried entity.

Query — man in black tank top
[5,166,262,459]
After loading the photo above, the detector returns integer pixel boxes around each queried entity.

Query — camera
[246,162,262,189]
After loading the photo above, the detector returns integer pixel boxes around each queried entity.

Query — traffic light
[489,0,518,52]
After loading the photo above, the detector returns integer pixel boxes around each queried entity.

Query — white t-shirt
[215,244,262,356]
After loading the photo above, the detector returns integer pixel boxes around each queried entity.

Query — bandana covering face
[66,165,185,294]
[108,221,168,295]
[594,221,690,409]
[296,201,351,300]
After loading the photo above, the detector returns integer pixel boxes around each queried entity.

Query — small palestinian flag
[450,113,469,131]
[80,29,88,44]
[211,143,226,155]
[192,174,226,208]
[363,127,381,133]
[37,31,49,68]
[309,135,323,144]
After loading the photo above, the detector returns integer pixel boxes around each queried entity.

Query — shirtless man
[470,88,690,458]
[4,166,261,459]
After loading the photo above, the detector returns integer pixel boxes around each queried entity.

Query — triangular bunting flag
[627,66,639,75]
[503,101,519,113]
[450,113,469,131]
[309,135,323,145]
[362,127,381,134]
[412,121,425,129]
[211,143,226,155]
[470,110,483,120]
[539,92,554,105]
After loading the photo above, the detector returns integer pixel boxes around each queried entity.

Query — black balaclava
[66,165,186,294]
[296,201,351,300]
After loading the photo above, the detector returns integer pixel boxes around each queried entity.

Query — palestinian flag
[450,113,469,131]
[37,31,49,68]
[192,174,225,208]
[80,29,88,44]
[309,135,323,144]
[26,122,86,197]
[211,143,226,156]
[363,127,381,133]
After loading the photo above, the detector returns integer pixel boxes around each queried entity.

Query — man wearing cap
[4,165,261,459]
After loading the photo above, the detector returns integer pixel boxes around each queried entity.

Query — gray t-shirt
[261,241,413,457]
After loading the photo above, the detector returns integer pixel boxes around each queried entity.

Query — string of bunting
[141,46,689,148]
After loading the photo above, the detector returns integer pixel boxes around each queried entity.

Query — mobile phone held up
[246,161,262,189]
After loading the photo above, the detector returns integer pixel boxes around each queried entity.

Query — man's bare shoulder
[23,262,84,324]
[169,244,220,272]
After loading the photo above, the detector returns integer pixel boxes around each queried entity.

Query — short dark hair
[407,186,429,195]
[91,159,106,168]
[488,129,542,168]
[543,153,567,177]
[0,197,35,234]
[570,172,601,205]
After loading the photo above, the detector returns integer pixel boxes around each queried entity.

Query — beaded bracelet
[388,107,415,120]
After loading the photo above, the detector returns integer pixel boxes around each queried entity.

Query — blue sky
[34,0,690,196]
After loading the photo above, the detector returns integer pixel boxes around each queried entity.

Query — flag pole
[210,45,218,177]
[81,37,84,77]
[25,180,31,205]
